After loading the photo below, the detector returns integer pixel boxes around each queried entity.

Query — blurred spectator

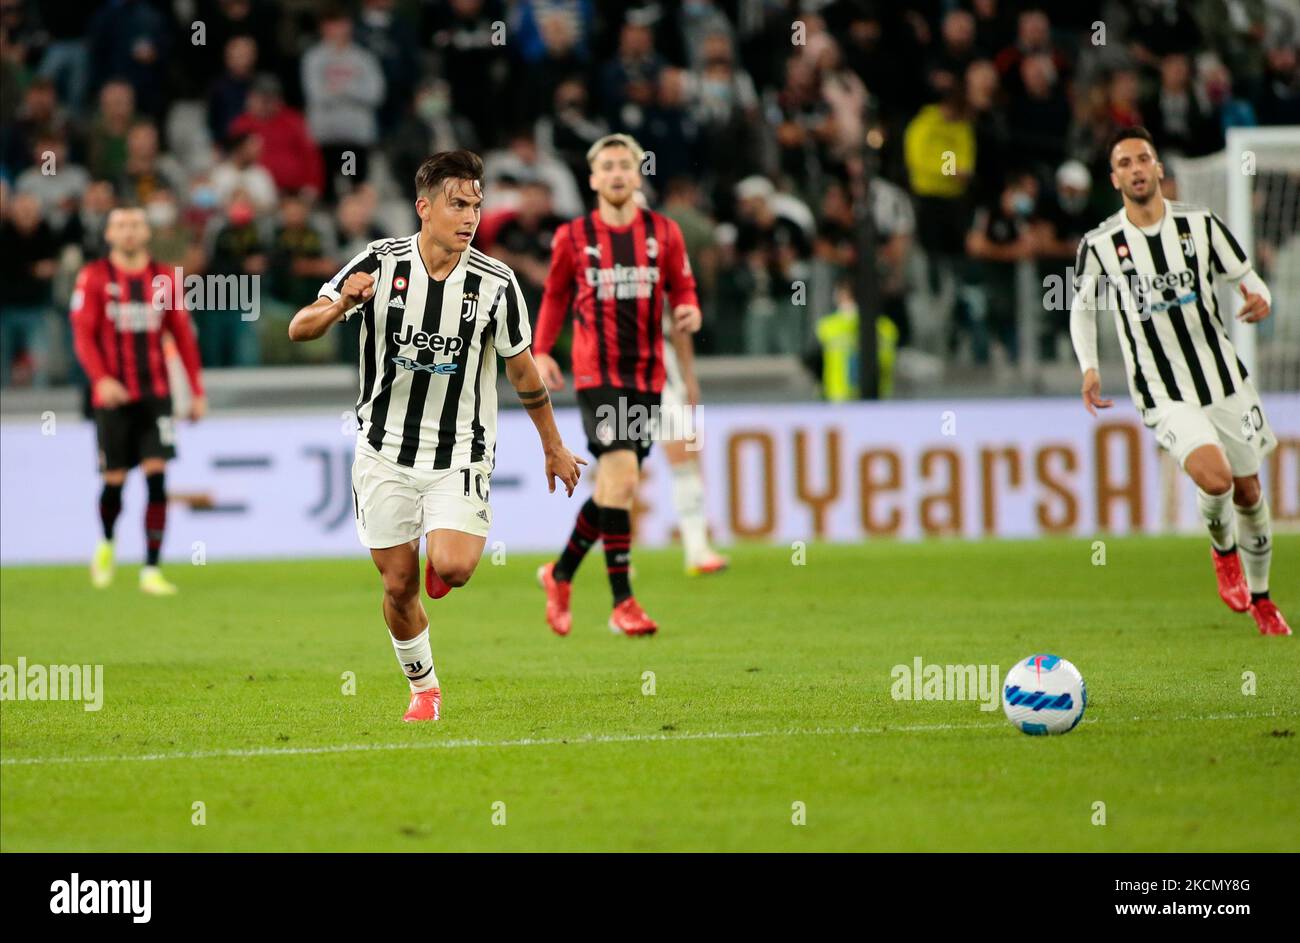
[765,55,834,199]
[389,78,480,192]
[427,0,512,150]
[1037,160,1094,359]
[1201,56,1257,131]
[208,35,258,147]
[1120,0,1203,69]
[1257,42,1300,125]
[904,84,974,339]
[211,130,278,213]
[1008,53,1072,174]
[118,121,188,206]
[2,77,77,173]
[966,60,1010,204]
[268,191,335,303]
[600,18,663,128]
[631,67,702,185]
[335,188,385,260]
[491,177,564,317]
[86,80,135,181]
[994,9,1069,97]
[143,187,203,271]
[302,7,385,200]
[811,278,899,401]
[190,0,284,102]
[230,74,324,197]
[15,134,91,234]
[0,192,58,386]
[515,2,593,124]
[734,175,811,355]
[927,10,979,98]
[963,170,1042,363]
[353,0,422,134]
[1143,53,1223,157]
[1107,68,1144,129]
[483,129,583,217]
[537,76,608,189]
[86,0,171,117]
[63,179,117,259]
[202,192,265,366]
[35,0,101,114]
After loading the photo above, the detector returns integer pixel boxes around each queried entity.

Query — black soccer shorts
[95,396,176,471]
[576,385,661,465]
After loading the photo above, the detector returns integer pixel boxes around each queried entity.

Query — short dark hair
[1107,126,1156,163]
[414,149,484,200]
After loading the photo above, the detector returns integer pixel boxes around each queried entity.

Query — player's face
[589,146,642,207]
[419,178,481,251]
[1110,139,1163,205]
[105,209,150,254]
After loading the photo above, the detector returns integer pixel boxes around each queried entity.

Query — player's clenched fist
[340,271,376,309]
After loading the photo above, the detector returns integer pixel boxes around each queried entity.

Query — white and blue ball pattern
[1002,655,1086,735]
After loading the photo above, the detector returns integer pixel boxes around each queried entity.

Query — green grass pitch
[2,536,1297,852]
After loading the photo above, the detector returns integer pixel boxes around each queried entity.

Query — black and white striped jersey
[1073,200,1253,410]
[319,236,531,469]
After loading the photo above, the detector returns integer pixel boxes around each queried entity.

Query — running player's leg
[371,541,443,719]
[1184,442,1250,612]
[426,528,487,588]
[663,437,726,576]
[1233,474,1289,635]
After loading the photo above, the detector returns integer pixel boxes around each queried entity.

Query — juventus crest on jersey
[1074,201,1253,412]
[319,236,531,469]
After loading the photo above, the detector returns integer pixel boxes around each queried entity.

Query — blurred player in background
[1072,127,1289,636]
[288,150,585,721]
[70,208,206,595]
[533,133,703,637]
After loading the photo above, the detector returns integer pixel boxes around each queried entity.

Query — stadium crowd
[0,0,1297,392]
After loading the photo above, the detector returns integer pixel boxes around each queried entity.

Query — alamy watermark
[890,657,1000,712]
[0,658,104,711]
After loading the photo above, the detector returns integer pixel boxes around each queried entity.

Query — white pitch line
[0,710,1289,768]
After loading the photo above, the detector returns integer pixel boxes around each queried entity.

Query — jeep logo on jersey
[461,290,478,322]
[391,355,458,375]
[391,324,465,354]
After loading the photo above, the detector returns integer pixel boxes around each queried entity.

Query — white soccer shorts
[1141,381,1277,477]
[350,439,492,549]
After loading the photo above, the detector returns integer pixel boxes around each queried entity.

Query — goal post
[1170,126,1300,391]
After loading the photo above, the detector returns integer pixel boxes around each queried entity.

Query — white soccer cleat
[90,540,114,589]
[139,566,178,596]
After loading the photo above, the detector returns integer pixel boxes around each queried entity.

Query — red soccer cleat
[1211,547,1250,612]
[609,597,658,636]
[537,562,572,636]
[686,552,729,577]
[1249,599,1292,637]
[425,557,451,599]
[403,687,442,722]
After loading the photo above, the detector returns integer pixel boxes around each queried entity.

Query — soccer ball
[1002,654,1087,735]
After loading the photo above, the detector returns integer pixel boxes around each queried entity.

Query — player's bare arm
[504,348,586,495]
[288,272,375,341]
[669,319,701,407]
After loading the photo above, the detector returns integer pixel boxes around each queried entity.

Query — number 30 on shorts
[461,468,489,501]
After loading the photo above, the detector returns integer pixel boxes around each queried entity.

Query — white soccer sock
[671,459,711,562]
[1235,497,1272,595]
[1197,486,1236,552]
[391,626,439,691]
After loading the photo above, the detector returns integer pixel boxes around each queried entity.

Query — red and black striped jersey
[70,258,204,407]
[534,208,698,393]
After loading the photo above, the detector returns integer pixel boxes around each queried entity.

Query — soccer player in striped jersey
[532,133,704,636]
[1071,127,1289,636]
[70,207,206,596]
[289,150,586,721]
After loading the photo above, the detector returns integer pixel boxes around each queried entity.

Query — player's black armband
[517,387,550,411]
